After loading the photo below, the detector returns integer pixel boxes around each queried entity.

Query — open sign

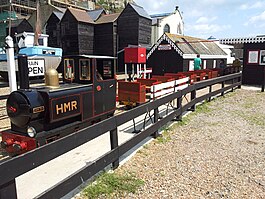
[28,59,45,77]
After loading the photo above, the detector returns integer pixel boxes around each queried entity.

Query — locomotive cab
[62,55,117,117]
[63,55,116,84]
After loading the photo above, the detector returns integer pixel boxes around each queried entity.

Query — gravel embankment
[114,88,265,198]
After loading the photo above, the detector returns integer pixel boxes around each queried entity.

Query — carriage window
[64,59,74,80]
[103,61,113,78]
[79,59,91,80]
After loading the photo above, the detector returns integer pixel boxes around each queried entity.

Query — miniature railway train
[0,55,117,156]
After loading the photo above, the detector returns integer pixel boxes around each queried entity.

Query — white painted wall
[151,9,184,45]
[216,43,235,64]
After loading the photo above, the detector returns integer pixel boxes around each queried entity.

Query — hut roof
[53,10,65,20]
[148,33,227,59]
[129,3,151,20]
[96,13,120,24]
[87,8,106,21]
[10,19,27,27]
[68,7,94,24]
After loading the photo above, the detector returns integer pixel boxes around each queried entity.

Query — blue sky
[134,0,265,39]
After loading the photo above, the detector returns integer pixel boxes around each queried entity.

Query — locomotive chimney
[45,68,59,88]
[18,54,29,89]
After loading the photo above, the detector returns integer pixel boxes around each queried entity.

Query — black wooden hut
[60,7,95,55]
[117,3,152,50]
[242,41,265,85]
[46,10,65,48]
[147,33,228,75]
[7,19,33,41]
[117,3,152,72]
[94,13,120,56]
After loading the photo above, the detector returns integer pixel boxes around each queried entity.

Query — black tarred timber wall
[147,39,227,75]
[60,10,94,55]
[117,5,138,51]
[117,4,151,72]
[8,19,33,44]
[117,4,151,50]
[46,13,61,48]
[147,40,183,75]
[242,42,265,85]
[94,22,117,56]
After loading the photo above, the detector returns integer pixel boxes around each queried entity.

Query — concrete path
[15,105,171,199]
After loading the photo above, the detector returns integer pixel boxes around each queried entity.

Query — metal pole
[6,36,17,92]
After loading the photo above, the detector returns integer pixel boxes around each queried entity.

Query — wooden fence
[0,72,242,199]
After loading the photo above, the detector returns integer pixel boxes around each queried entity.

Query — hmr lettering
[56,101,78,114]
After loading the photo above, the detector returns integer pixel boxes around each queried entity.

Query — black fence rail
[0,73,242,199]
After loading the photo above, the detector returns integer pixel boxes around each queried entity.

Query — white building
[150,6,184,45]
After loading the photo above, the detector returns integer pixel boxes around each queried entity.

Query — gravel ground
[112,88,265,199]
[1,85,265,198]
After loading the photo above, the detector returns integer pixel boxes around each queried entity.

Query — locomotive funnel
[18,54,30,89]
[45,68,59,88]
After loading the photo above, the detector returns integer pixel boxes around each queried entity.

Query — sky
[134,0,265,39]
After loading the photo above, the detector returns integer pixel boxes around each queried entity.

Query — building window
[164,24,170,33]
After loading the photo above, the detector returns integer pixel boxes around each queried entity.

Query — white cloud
[196,16,217,24]
[239,1,265,10]
[134,0,176,14]
[244,11,265,27]
[186,23,231,37]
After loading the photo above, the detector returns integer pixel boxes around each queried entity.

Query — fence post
[152,108,159,138]
[221,81,225,96]
[190,89,196,111]
[175,96,182,121]
[238,74,242,89]
[262,68,265,92]
[110,128,119,169]
[208,85,212,102]
[0,179,17,199]
[231,77,234,92]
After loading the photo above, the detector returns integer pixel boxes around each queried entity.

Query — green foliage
[174,117,191,126]
[82,172,144,198]
[96,0,124,13]
[155,130,171,144]
[194,101,212,114]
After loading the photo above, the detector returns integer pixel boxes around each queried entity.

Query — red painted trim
[1,132,37,155]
